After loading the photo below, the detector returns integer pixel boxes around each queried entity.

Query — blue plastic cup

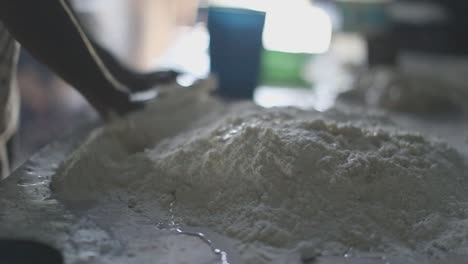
[208,7,266,99]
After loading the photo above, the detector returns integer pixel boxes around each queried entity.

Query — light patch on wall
[262,1,332,54]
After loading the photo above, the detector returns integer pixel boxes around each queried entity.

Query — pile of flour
[53,86,468,263]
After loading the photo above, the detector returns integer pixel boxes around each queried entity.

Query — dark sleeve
[0,0,140,117]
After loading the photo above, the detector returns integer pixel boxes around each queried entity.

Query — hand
[130,70,179,92]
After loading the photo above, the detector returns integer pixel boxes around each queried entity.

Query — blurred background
[14,0,468,167]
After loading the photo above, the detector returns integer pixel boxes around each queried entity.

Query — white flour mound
[53,88,468,262]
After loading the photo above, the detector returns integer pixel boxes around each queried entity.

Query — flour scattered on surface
[53,88,468,263]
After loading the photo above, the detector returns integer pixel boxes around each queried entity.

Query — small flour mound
[339,67,468,113]
[53,94,468,262]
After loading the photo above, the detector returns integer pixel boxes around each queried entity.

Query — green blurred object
[260,49,313,87]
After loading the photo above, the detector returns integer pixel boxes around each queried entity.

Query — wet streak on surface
[156,197,230,264]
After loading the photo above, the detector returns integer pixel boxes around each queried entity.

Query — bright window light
[262,1,332,54]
